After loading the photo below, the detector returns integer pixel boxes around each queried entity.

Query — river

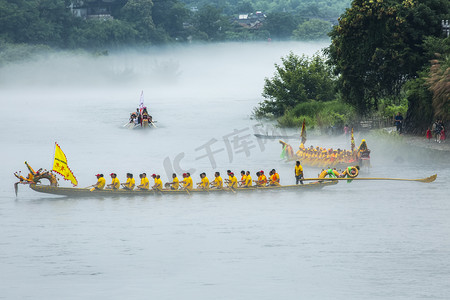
[1,41,449,299]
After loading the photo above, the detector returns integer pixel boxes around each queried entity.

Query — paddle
[301,174,437,183]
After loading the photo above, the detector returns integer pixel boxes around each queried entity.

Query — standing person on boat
[243,171,252,188]
[238,170,247,187]
[210,172,223,189]
[107,173,120,190]
[137,173,149,190]
[166,173,179,190]
[121,173,135,190]
[90,174,106,191]
[295,161,304,185]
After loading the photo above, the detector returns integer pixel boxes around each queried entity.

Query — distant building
[69,0,117,20]
[235,11,266,29]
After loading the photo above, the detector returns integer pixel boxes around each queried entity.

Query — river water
[1,42,449,299]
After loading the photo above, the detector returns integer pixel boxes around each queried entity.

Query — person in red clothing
[426,128,432,142]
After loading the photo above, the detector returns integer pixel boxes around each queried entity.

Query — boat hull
[29,181,338,197]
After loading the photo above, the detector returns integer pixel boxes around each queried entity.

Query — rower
[185,173,193,191]
[256,170,267,187]
[272,169,280,183]
[166,173,179,190]
[121,173,135,190]
[243,171,252,188]
[227,172,238,189]
[238,170,246,187]
[90,174,106,191]
[107,173,120,190]
[295,161,304,185]
[151,174,162,191]
[268,170,279,186]
[197,173,210,190]
[210,172,223,189]
[137,173,149,190]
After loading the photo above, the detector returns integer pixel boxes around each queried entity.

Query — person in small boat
[121,173,135,190]
[210,172,223,189]
[142,107,150,126]
[238,170,247,187]
[90,174,106,191]
[107,173,120,190]
[272,169,280,183]
[243,171,252,188]
[130,112,137,123]
[137,173,149,190]
[318,168,340,179]
[166,173,179,190]
[295,161,304,185]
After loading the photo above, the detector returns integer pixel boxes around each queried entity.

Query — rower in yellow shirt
[255,170,267,187]
[107,173,120,190]
[137,173,149,190]
[197,173,210,190]
[227,172,238,189]
[238,170,247,187]
[121,173,135,190]
[185,173,193,191]
[90,174,106,191]
[243,171,252,188]
[151,174,163,191]
[167,173,179,190]
[210,172,223,189]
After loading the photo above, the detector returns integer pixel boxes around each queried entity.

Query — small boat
[29,181,338,197]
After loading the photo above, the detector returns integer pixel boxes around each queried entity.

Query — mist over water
[1,42,449,299]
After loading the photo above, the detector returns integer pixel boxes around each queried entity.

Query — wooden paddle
[301,174,437,183]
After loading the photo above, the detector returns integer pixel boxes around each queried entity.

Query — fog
[1,41,449,299]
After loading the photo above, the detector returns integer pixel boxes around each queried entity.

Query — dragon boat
[28,180,338,197]
[279,121,370,169]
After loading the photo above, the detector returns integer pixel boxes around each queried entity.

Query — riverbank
[379,127,449,152]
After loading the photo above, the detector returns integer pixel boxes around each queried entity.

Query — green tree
[327,0,449,115]
[292,19,331,40]
[193,5,228,41]
[256,52,336,117]
[152,0,189,39]
[264,12,298,39]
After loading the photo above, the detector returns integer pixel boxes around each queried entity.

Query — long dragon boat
[29,181,338,197]
[279,121,370,169]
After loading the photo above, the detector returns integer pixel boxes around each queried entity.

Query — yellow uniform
[245,175,252,187]
[200,177,210,190]
[185,176,193,190]
[125,178,135,190]
[154,178,163,191]
[230,176,237,188]
[240,175,247,186]
[139,177,149,190]
[213,176,223,188]
[172,177,179,190]
[295,165,303,176]
[257,174,267,186]
[111,177,120,189]
[97,177,106,189]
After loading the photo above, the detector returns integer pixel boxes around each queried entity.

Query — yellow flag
[52,142,78,186]
[351,128,355,152]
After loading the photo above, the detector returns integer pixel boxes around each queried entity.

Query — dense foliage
[255,52,336,117]
[0,0,351,50]
[327,0,449,117]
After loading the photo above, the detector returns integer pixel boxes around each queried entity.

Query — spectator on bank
[394,112,403,133]
[426,128,432,142]
[440,127,446,143]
